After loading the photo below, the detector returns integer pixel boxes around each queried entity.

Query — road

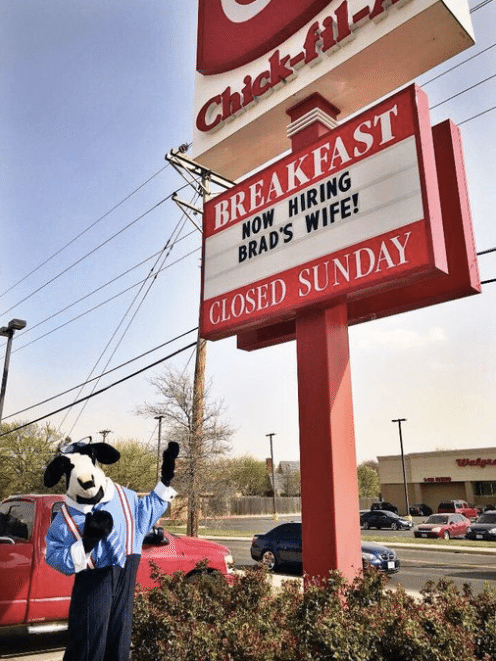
[226,538,496,596]
[217,514,496,595]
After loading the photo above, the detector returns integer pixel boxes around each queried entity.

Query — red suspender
[61,503,96,570]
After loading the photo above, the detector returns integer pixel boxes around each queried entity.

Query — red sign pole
[288,96,362,583]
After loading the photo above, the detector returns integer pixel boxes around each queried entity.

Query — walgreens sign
[200,86,447,340]
[193,0,474,180]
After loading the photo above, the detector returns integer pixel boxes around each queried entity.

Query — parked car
[0,495,235,633]
[413,513,471,539]
[370,501,398,514]
[409,503,433,517]
[437,500,478,519]
[360,510,413,531]
[465,510,496,541]
[249,522,400,573]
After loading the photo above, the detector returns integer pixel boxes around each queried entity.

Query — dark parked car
[250,522,400,573]
[414,513,471,539]
[360,510,413,531]
[466,511,496,541]
[370,501,398,514]
[437,500,478,519]
[409,503,433,517]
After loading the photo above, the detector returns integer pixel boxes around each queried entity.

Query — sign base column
[296,302,362,583]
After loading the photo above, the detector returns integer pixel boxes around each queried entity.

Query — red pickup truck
[0,494,234,634]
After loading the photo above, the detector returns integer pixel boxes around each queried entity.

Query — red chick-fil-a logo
[220,0,274,23]
[196,0,407,133]
[197,0,331,75]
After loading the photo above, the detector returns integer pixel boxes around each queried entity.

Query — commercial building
[378,447,496,515]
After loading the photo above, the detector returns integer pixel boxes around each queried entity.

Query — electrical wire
[12,247,200,354]
[0,164,170,301]
[421,43,496,87]
[430,72,496,110]
[0,341,198,439]
[459,104,496,125]
[13,241,199,354]
[2,328,198,421]
[471,0,494,12]
[60,193,200,435]
[0,194,174,317]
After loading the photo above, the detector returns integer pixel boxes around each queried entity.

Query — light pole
[266,433,278,520]
[155,415,164,483]
[392,418,411,519]
[0,319,27,426]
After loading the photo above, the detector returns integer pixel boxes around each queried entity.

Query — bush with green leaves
[132,563,496,661]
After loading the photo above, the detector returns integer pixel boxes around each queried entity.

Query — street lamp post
[392,418,411,519]
[0,319,27,426]
[266,433,278,520]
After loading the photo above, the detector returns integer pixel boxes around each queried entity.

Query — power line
[0,194,173,317]
[471,0,494,12]
[0,164,170,301]
[430,72,496,110]
[459,104,496,125]
[0,341,198,439]
[13,246,200,353]
[421,42,496,87]
[15,229,197,342]
[62,195,200,436]
[3,328,198,421]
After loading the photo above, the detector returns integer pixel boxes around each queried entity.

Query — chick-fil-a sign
[200,85,447,340]
[193,0,474,180]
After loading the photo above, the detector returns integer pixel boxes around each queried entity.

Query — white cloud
[354,325,447,351]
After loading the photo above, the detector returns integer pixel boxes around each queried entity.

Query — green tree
[136,367,233,536]
[357,461,380,498]
[230,455,269,495]
[0,422,65,499]
[209,455,268,496]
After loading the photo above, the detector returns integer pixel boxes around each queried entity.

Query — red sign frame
[200,85,453,341]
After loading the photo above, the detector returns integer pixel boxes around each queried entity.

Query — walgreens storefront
[377,448,496,516]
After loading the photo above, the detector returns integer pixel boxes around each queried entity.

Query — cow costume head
[44,437,120,504]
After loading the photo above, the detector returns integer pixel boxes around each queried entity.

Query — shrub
[131,564,496,661]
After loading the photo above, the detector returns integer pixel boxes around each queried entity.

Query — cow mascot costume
[44,436,179,661]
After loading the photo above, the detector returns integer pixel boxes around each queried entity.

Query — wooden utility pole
[187,171,210,538]
[165,147,233,538]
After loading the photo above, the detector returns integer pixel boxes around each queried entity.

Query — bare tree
[136,367,233,536]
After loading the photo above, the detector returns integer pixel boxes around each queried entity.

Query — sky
[0,0,495,469]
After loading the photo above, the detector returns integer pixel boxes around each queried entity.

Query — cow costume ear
[44,455,73,488]
[90,443,120,465]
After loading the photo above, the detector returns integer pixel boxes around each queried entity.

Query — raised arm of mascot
[44,438,179,661]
